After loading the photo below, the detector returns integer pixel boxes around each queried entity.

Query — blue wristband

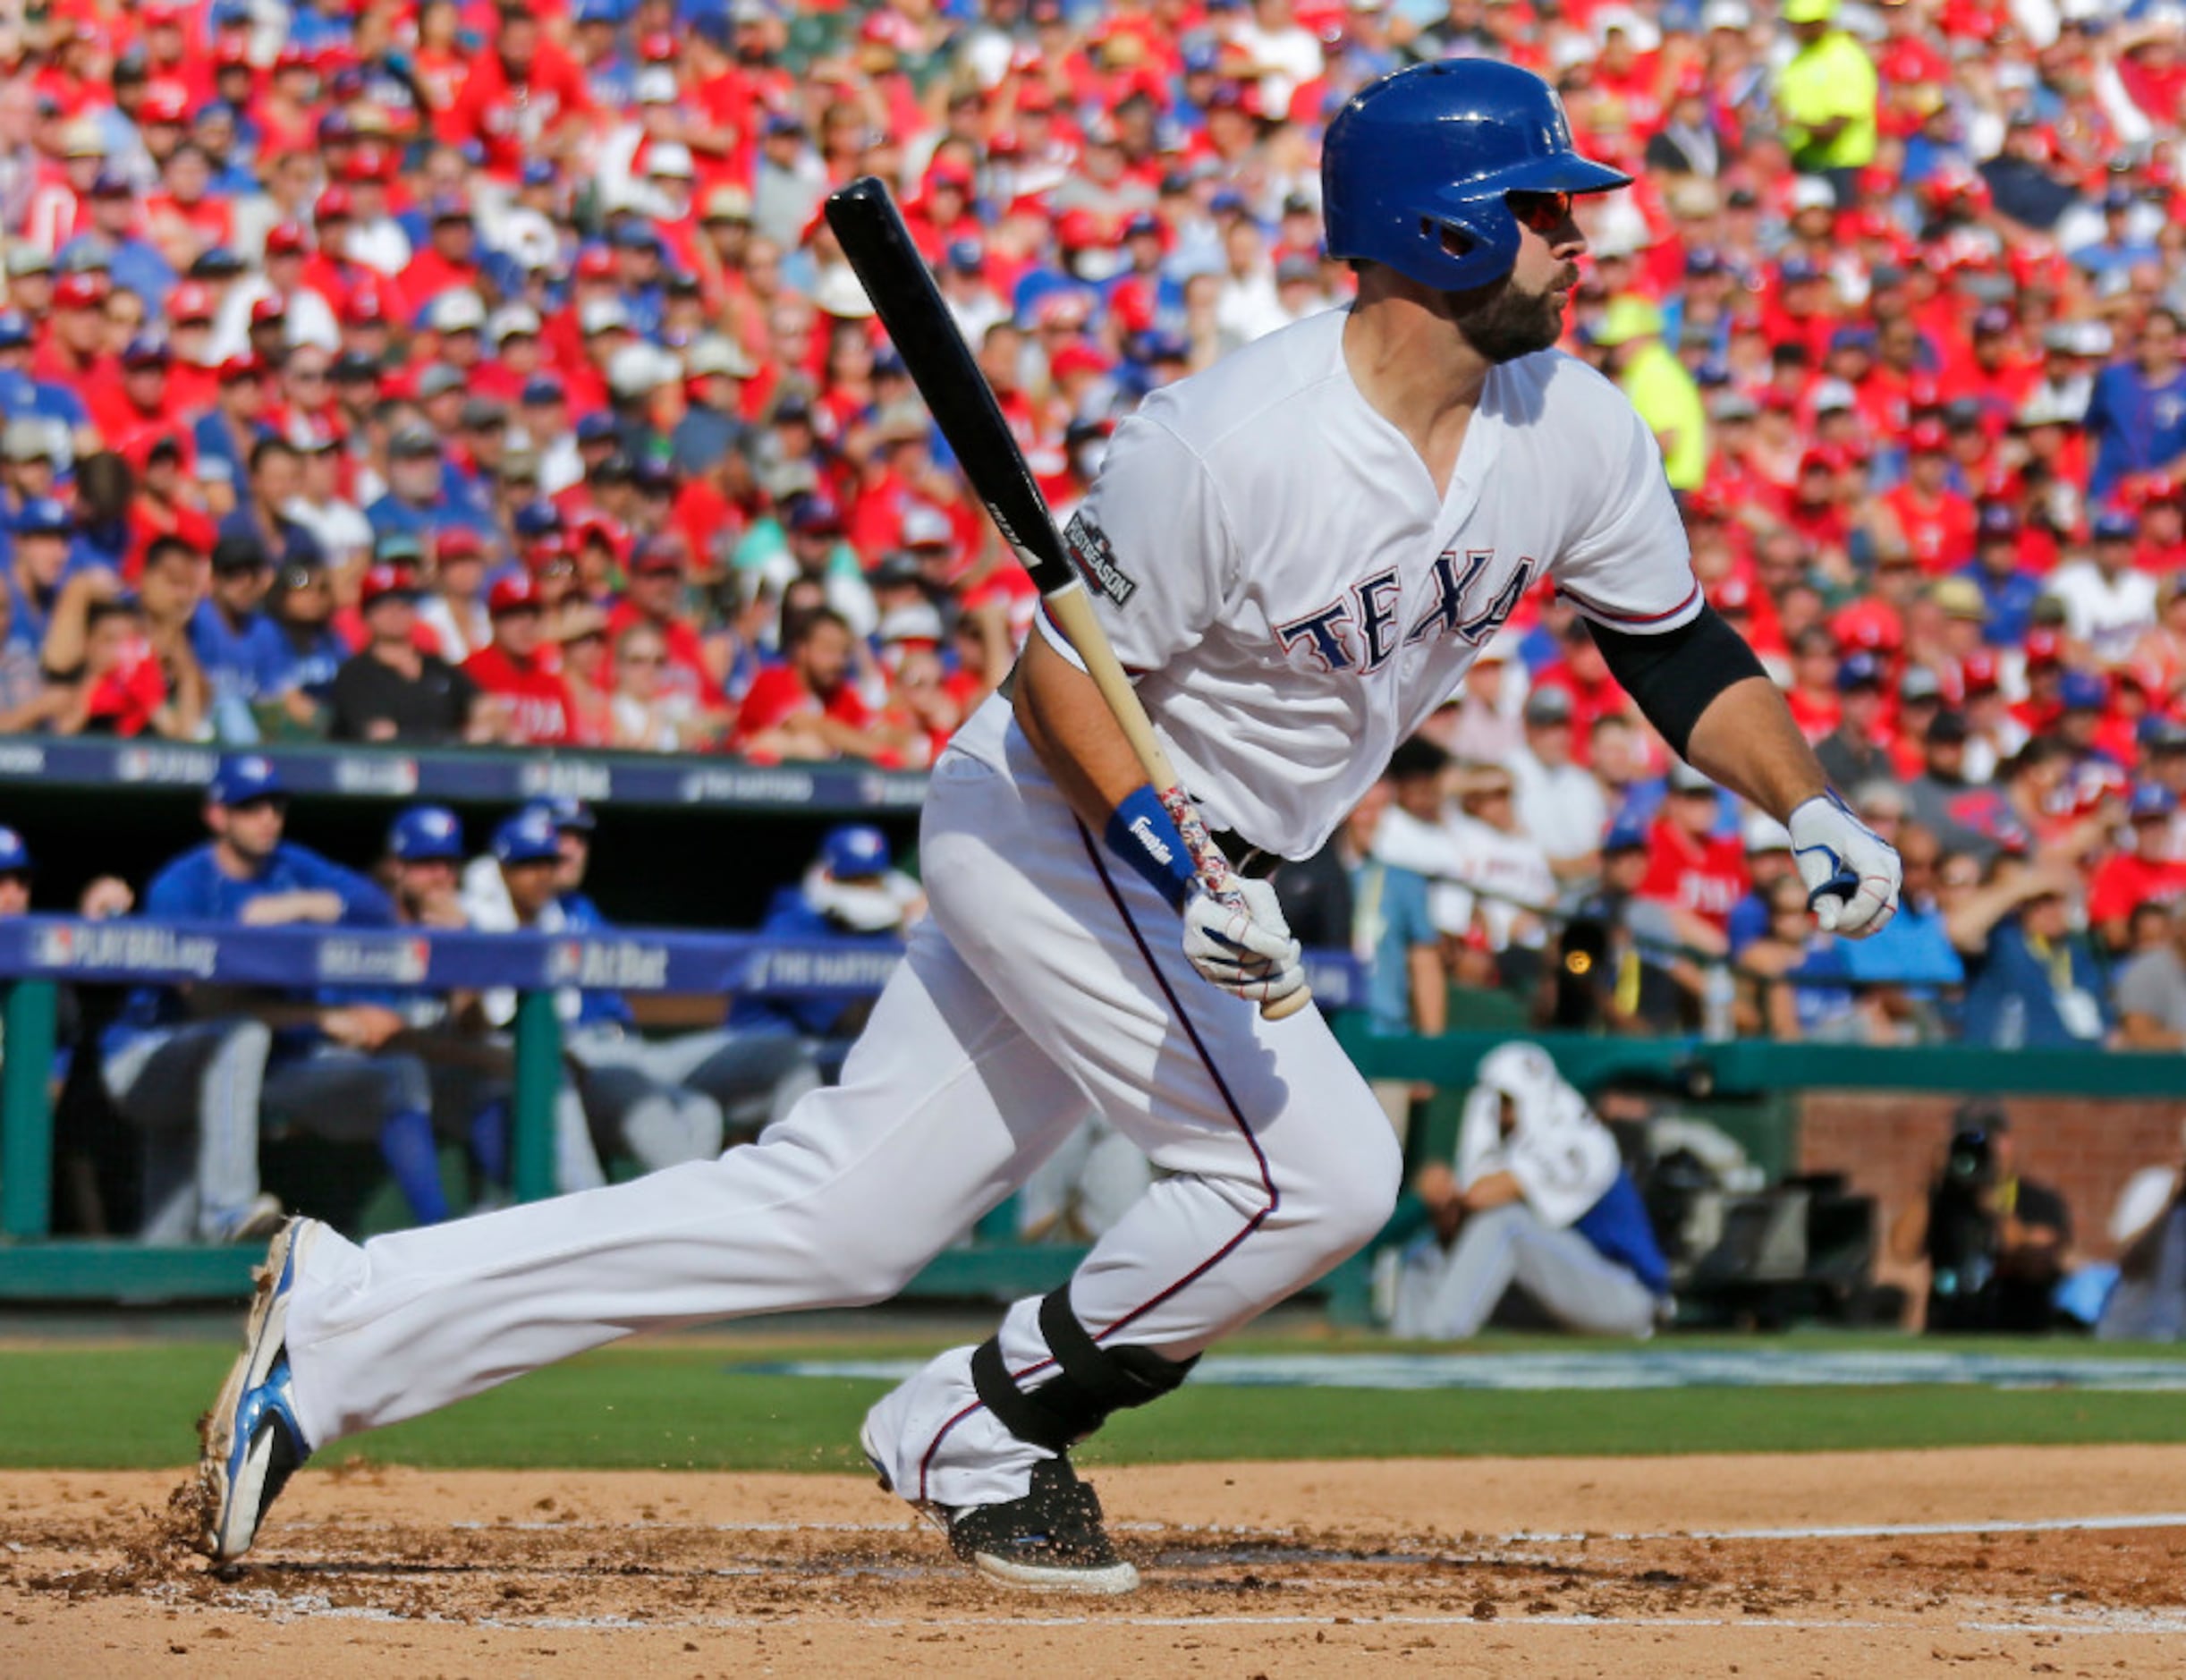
[1104,785,1199,912]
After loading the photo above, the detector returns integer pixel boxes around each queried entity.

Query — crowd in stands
[0,0,2176,1049]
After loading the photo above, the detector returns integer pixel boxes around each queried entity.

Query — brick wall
[1799,1093,2186,1302]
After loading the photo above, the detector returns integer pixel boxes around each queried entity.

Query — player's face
[218,796,287,861]
[1444,191,1585,364]
[503,858,558,919]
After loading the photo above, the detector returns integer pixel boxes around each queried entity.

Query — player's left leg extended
[860,730,1402,1589]
[198,912,1092,1564]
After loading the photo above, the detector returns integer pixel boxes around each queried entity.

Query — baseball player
[1390,1042,1670,1339]
[199,63,1901,1592]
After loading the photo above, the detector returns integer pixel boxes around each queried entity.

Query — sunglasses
[1505,190,1573,235]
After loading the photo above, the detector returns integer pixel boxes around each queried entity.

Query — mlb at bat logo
[546,939,670,990]
[1063,512,1138,607]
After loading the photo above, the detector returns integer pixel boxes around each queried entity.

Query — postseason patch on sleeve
[1063,511,1138,607]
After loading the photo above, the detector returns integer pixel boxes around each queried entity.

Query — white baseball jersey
[988,308,1700,859]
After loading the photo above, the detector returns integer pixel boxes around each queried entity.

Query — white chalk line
[297,1510,2186,1546]
[211,1591,2186,1640]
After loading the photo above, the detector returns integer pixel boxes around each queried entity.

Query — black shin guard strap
[970,1287,1200,1455]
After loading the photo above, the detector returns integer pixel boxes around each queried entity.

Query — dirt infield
[5,1447,2186,1677]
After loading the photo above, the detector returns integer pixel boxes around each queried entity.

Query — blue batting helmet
[389,804,464,862]
[821,824,891,880]
[1320,62,1631,292]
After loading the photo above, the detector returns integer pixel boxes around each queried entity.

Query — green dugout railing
[7,968,2186,1305]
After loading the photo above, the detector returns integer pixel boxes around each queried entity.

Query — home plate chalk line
[360,1510,2186,1544]
[199,1593,2186,1641]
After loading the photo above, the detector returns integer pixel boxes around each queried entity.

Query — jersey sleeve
[1550,397,1702,636]
[289,848,397,928]
[1034,411,1234,678]
[142,856,207,920]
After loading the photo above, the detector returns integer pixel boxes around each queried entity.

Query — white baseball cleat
[198,1218,321,1563]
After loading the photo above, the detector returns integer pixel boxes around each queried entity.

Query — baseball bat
[823,175,1309,1021]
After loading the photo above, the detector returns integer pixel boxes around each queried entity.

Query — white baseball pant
[1391,1202,1658,1339]
[282,725,1401,1507]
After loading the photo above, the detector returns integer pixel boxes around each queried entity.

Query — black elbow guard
[1587,603,1768,761]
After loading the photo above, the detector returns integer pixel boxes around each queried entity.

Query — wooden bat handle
[1043,587,1312,1022]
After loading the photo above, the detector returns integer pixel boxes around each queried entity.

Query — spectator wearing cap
[1836,819,1963,1027]
[329,564,492,744]
[606,530,727,701]
[279,410,370,573]
[191,533,312,743]
[671,335,757,478]
[367,422,478,549]
[33,267,120,393]
[3,493,77,657]
[405,200,487,326]
[2086,310,2186,504]
[1876,422,1974,576]
[2070,185,2165,284]
[1724,812,1800,955]
[1946,853,2110,1050]
[0,421,65,548]
[1510,684,1610,884]
[466,573,575,746]
[2050,513,2159,667]
[1637,761,1749,940]
[58,167,177,318]
[190,352,271,498]
[1956,504,2043,649]
[1902,709,2003,858]
[1592,297,1707,492]
[472,302,547,409]
[223,433,328,576]
[1814,651,1894,791]
[413,527,492,666]
[2089,786,2186,955]
[765,490,878,640]
[92,334,182,468]
[205,223,340,367]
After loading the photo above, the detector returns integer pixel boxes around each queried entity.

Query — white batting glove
[1181,876,1306,1004]
[1789,790,1902,938]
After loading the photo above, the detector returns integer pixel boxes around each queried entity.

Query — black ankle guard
[970,1285,1199,1455]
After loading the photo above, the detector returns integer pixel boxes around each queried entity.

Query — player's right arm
[1010,419,1301,1001]
[1013,629,1157,838]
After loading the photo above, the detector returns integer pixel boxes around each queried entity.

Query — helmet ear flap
[1426,217,1473,260]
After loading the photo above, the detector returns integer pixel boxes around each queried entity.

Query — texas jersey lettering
[978,310,1702,861]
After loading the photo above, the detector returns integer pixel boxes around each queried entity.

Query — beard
[1445,269,1572,364]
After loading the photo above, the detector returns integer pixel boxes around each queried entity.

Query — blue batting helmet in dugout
[821,824,891,880]
[1320,61,1631,292]
[389,804,464,862]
